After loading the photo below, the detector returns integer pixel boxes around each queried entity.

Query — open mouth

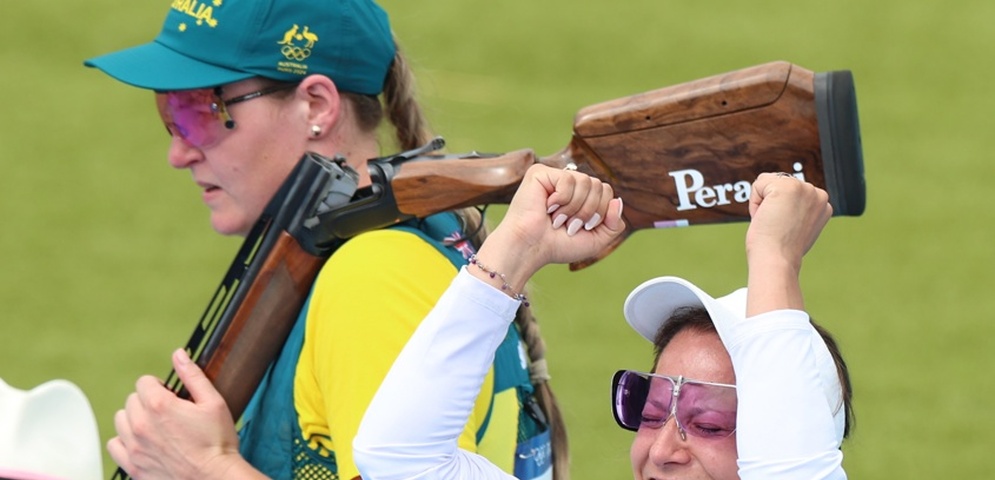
[197,180,221,193]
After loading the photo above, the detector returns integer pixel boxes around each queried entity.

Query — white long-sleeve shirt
[354,268,845,479]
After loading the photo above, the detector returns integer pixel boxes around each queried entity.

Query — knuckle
[144,393,169,413]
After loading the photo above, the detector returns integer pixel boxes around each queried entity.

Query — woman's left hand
[746,172,833,270]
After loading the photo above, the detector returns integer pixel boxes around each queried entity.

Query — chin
[210,214,252,237]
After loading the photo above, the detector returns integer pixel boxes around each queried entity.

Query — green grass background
[2,1,993,478]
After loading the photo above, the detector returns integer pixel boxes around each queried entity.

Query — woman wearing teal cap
[87,0,569,478]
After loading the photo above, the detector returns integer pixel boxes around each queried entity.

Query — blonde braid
[514,302,571,480]
[381,39,434,150]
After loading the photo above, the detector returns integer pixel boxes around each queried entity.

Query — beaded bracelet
[468,254,530,307]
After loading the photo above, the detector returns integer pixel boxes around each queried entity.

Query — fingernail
[584,212,602,231]
[567,218,584,236]
[552,213,568,229]
[174,348,191,366]
[547,204,560,214]
[617,197,624,218]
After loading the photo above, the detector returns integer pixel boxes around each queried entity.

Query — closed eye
[686,422,735,438]
[639,415,667,429]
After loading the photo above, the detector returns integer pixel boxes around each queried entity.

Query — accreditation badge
[514,429,553,480]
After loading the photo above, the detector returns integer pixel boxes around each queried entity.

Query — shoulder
[305,228,463,330]
[317,228,458,291]
[297,227,463,390]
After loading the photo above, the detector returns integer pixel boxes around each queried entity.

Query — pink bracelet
[468,254,530,307]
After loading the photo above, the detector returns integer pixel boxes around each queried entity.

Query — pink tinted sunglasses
[154,83,297,148]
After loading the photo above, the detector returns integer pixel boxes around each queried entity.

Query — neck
[314,128,381,188]
[334,140,380,188]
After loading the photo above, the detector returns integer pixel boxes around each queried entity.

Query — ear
[297,74,341,139]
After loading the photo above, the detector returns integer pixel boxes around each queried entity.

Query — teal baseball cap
[84,0,395,95]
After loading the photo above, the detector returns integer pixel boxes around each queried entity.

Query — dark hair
[651,306,854,439]
[810,317,855,438]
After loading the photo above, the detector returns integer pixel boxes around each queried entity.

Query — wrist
[745,253,804,316]
[473,228,543,288]
[746,245,802,277]
[467,254,530,305]
[205,455,268,480]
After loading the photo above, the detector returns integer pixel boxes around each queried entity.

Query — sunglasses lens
[155,89,227,147]
[674,382,737,438]
[612,370,650,430]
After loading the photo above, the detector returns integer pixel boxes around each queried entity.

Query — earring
[311,125,322,137]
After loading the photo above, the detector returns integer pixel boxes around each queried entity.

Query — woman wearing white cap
[353,170,853,479]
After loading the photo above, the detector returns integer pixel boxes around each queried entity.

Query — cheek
[699,437,740,479]
[629,430,651,473]
[228,144,298,198]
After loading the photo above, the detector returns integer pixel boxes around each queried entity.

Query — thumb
[172,348,222,405]
[600,197,625,234]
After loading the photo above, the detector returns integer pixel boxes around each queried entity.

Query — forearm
[353,269,518,480]
[745,252,803,316]
[744,172,831,316]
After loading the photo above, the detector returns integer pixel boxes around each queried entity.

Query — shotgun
[376,60,865,267]
[112,60,865,478]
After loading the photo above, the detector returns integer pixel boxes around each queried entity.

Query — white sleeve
[725,310,846,480]
[353,267,517,480]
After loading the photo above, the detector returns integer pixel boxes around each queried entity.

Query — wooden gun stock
[390,60,865,269]
[391,150,537,216]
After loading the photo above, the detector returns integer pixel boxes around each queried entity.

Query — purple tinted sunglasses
[611,369,737,440]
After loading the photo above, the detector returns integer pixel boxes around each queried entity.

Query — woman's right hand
[107,349,266,480]
[471,164,625,293]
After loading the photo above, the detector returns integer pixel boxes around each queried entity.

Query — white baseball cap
[0,378,103,480]
[622,275,846,444]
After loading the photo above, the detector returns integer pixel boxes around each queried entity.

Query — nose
[646,417,691,467]
[167,134,204,169]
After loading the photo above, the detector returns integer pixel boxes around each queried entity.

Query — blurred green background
[2,0,993,478]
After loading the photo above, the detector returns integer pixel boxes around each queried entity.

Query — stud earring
[311,125,322,137]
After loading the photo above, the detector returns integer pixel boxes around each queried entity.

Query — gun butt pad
[815,70,866,216]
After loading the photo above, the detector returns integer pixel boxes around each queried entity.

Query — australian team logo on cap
[170,0,221,30]
[277,24,318,76]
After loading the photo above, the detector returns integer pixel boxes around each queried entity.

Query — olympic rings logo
[281,45,312,61]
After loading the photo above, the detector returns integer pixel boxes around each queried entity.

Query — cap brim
[623,276,746,343]
[84,40,253,91]
[0,379,104,480]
